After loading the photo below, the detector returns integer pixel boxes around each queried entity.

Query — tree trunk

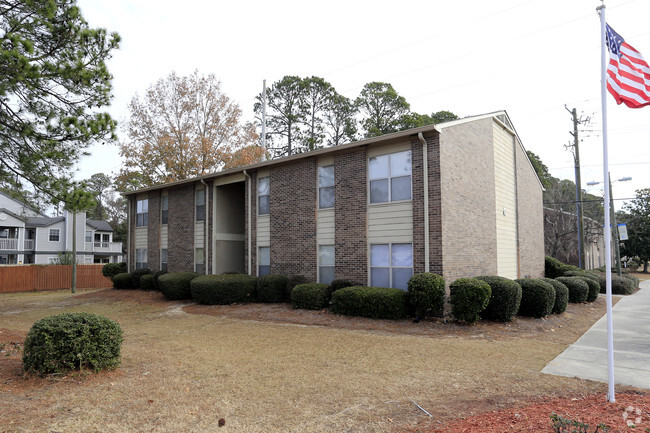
[644,260,648,273]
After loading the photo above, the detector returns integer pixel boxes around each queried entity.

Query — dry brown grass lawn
[0,287,643,433]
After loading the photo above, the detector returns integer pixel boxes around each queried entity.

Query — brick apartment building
[124,111,544,290]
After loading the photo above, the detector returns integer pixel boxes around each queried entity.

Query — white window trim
[136,198,149,227]
[369,243,413,289]
[318,244,335,285]
[318,165,335,210]
[258,177,270,216]
[48,228,60,242]
[368,150,413,205]
[258,246,270,276]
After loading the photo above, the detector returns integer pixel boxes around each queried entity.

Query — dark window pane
[391,176,411,201]
[319,186,334,209]
[259,196,270,215]
[370,179,388,203]
[196,204,205,221]
[319,266,335,285]
[161,210,168,224]
[392,268,413,291]
[370,267,390,288]
[259,265,271,276]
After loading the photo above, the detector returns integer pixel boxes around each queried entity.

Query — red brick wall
[411,133,443,275]
[167,182,195,272]
[147,191,161,272]
[269,159,318,280]
[334,149,368,284]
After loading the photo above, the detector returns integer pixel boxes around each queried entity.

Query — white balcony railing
[24,239,35,250]
[93,242,122,253]
[0,238,18,250]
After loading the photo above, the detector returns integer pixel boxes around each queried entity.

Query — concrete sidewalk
[542,279,650,390]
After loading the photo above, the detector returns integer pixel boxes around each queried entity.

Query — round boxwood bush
[545,256,580,279]
[597,273,635,295]
[153,270,168,291]
[563,270,599,283]
[542,278,569,314]
[330,279,359,293]
[191,274,257,304]
[515,279,556,318]
[555,276,589,303]
[407,272,445,318]
[257,274,288,303]
[159,272,200,300]
[449,278,491,324]
[572,276,600,302]
[291,283,330,310]
[621,273,639,290]
[331,286,407,320]
[112,273,132,290]
[102,262,127,282]
[475,276,522,322]
[286,275,310,301]
[131,268,152,290]
[23,312,123,375]
[140,274,155,292]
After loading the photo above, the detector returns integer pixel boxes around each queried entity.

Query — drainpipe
[418,133,430,273]
[243,170,252,275]
[200,179,209,275]
[127,198,132,272]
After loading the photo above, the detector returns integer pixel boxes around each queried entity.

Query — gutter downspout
[127,199,132,272]
[418,133,430,273]
[243,170,252,275]
[200,179,209,275]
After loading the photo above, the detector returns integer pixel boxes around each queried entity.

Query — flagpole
[597,1,616,403]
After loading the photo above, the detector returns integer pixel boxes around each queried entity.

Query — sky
[75,0,650,210]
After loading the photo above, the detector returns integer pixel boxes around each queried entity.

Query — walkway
[542,279,650,390]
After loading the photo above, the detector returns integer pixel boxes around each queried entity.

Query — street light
[586,174,632,276]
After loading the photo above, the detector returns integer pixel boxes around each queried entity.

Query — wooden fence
[0,264,113,293]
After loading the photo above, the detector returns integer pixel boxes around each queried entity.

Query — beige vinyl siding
[194,221,204,248]
[160,225,168,249]
[493,123,518,279]
[134,227,147,249]
[257,214,270,246]
[317,209,335,244]
[367,201,413,243]
[367,140,411,158]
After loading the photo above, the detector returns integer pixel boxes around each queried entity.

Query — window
[136,248,148,269]
[258,246,270,276]
[195,189,205,222]
[368,150,412,203]
[85,230,93,243]
[47,257,57,264]
[161,194,168,224]
[195,248,205,273]
[319,245,335,285]
[136,199,148,227]
[258,177,269,215]
[49,228,60,242]
[318,166,335,209]
[370,243,413,290]
[161,249,168,271]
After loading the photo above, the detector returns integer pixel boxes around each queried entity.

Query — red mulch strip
[405,393,650,432]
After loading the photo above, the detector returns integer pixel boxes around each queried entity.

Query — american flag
[606,24,650,108]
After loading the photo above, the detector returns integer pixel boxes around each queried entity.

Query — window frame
[136,199,149,227]
[48,228,60,242]
[318,165,335,209]
[368,150,412,204]
[258,177,270,215]
[369,243,413,290]
[161,194,169,225]
[195,188,205,222]
[160,248,168,271]
[318,245,335,285]
[135,248,148,270]
[85,230,93,243]
[258,246,270,276]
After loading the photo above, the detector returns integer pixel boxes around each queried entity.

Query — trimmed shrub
[542,278,569,314]
[23,312,123,375]
[140,274,155,292]
[621,273,639,291]
[112,273,132,290]
[449,278,491,324]
[291,283,330,310]
[131,268,152,290]
[475,276,522,322]
[191,274,257,305]
[556,277,589,303]
[597,274,636,295]
[573,276,599,302]
[153,270,168,291]
[563,270,599,284]
[407,272,446,318]
[102,262,127,281]
[545,256,581,279]
[331,286,407,320]
[286,275,310,301]
[515,279,556,318]
[330,279,359,293]
[257,274,288,303]
[159,272,200,300]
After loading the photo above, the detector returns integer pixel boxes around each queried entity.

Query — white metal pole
[598,2,616,403]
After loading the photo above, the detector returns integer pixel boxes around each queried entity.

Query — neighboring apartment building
[124,111,545,289]
[544,207,605,270]
[0,192,123,265]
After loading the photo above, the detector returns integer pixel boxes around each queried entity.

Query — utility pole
[609,174,623,276]
[565,106,589,269]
